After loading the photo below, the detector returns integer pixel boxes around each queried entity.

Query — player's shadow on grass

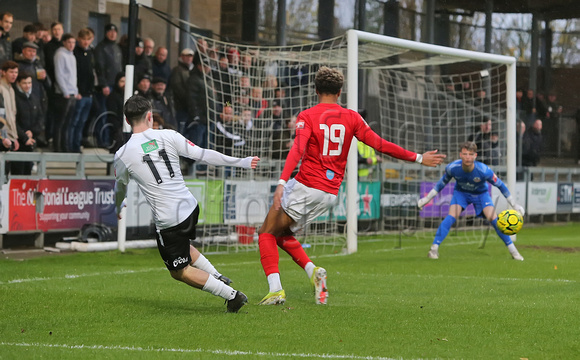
[112,295,230,316]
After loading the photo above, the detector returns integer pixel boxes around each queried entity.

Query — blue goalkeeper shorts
[450,190,494,217]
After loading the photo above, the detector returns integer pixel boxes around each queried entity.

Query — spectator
[521,89,536,125]
[134,73,151,98]
[12,24,36,59]
[473,88,491,115]
[107,72,125,154]
[69,28,95,153]
[53,33,80,152]
[134,38,152,81]
[516,88,524,122]
[43,22,63,144]
[522,119,543,167]
[94,23,123,147]
[0,12,14,65]
[150,76,176,129]
[271,102,292,162]
[0,61,20,152]
[213,52,232,105]
[186,52,211,148]
[143,37,155,57]
[151,46,170,83]
[0,118,15,151]
[544,91,562,154]
[152,112,173,130]
[43,22,63,89]
[535,92,548,120]
[356,110,381,179]
[488,132,501,166]
[15,41,50,129]
[33,22,49,64]
[13,72,43,174]
[468,118,493,165]
[169,48,194,134]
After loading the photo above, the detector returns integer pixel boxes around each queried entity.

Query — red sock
[277,235,311,269]
[259,233,279,276]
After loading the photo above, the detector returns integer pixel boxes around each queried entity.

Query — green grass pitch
[1,223,579,359]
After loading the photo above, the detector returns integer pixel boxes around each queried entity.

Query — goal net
[185,30,516,254]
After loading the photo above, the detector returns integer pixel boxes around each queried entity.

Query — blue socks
[433,215,457,245]
[491,218,513,246]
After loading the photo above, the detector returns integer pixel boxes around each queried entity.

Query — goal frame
[345,29,517,254]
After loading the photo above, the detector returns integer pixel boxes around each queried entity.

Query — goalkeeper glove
[418,189,438,210]
[506,196,525,216]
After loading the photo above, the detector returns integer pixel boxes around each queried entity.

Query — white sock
[507,243,518,254]
[192,254,221,279]
[430,244,439,250]
[267,273,282,293]
[305,262,315,279]
[202,275,236,300]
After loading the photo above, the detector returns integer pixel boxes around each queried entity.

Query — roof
[437,0,580,20]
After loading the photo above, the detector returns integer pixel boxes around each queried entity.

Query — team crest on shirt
[141,139,159,153]
[473,177,481,182]
[296,121,305,129]
[326,170,335,180]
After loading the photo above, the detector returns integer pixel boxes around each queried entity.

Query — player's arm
[487,168,526,215]
[355,120,446,167]
[113,155,129,219]
[272,114,312,210]
[418,168,452,209]
[176,131,259,169]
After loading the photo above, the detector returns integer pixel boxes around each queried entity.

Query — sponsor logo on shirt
[296,121,305,129]
[473,177,481,182]
[492,173,498,183]
[141,139,159,153]
[187,139,195,147]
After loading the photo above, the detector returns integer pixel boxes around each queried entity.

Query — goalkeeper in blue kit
[418,142,525,261]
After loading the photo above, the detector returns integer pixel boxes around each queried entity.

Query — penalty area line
[0,342,411,360]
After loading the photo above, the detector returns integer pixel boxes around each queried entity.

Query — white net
[184,32,510,253]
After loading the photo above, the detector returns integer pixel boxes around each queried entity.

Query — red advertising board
[8,179,38,231]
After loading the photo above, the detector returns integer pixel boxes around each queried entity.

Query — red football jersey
[280,103,418,195]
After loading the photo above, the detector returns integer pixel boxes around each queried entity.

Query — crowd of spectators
[0,12,306,177]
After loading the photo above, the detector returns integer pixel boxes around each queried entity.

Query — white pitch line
[0,342,412,360]
[0,268,165,286]
[349,272,576,284]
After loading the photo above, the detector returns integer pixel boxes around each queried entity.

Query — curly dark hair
[314,66,343,95]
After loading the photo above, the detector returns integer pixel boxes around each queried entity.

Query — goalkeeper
[418,141,525,261]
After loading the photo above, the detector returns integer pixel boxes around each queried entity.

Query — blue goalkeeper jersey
[434,160,510,197]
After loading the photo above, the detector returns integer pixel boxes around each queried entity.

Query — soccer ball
[497,209,524,235]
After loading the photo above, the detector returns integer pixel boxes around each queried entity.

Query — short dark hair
[461,141,477,153]
[314,66,343,95]
[61,33,75,42]
[23,24,36,33]
[50,21,63,29]
[1,60,18,72]
[124,95,152,126]
[17,71,33,82]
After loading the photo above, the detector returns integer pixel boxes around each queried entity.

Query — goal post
[160,28,519,254]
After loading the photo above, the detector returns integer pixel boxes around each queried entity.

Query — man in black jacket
[522,119,543,167]
[13,72,43,174]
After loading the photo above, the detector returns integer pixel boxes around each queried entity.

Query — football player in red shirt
[257,67,446,305]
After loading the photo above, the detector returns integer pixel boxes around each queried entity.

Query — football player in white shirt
[115,95,259,313]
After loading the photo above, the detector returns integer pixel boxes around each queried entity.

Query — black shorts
[156,206,199,271]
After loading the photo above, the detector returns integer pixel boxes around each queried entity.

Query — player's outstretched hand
[514,204,525,216]
[421,150,446,167]
[417,197,430,210]
[250,156,260,169]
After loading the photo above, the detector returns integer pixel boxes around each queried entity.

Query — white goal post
[345,30,517,254]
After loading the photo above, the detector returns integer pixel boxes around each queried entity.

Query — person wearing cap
[94,23,122,148]
[169,47,194,135]
[150,76,176,129]
[134,38,152,82]
[12,24,37,58]
[16,41,50,145]
[134,73,151,98]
